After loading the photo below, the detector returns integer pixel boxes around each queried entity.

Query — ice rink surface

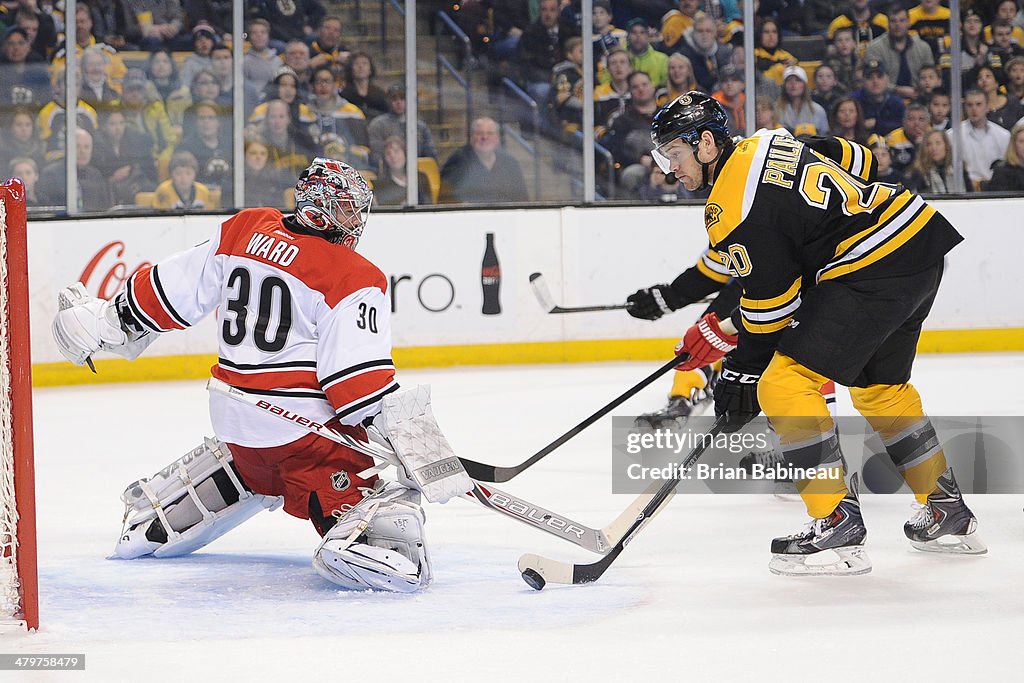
[8,353,1024,681]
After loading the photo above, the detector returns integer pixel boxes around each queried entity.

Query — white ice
[7,354,1024,680]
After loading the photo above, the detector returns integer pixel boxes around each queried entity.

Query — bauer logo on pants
[331,471,351,492]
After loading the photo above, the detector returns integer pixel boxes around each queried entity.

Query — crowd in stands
[4,0,1024,212]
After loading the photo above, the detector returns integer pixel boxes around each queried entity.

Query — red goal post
[0,178,38,631]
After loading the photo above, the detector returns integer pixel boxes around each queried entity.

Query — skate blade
[769,546,872,576]
[910,532,988,555]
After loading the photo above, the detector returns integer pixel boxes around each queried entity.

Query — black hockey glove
[713,363,762,433]
[626,285,684,320]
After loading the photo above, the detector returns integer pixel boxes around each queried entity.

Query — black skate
[905,468,987,555]
[634,370,718,430]
[740,448,799,500]
[769,474,871,576]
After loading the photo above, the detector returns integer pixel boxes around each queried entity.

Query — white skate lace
[907,502,933,529]
[329,485,378,520]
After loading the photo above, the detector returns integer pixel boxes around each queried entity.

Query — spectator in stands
[146,49,182,108]
[1005,56,1024,105]
[51,5,128,86]
[827,0,888,60]
[0,107,44,171]
[91,108,156,205]
[830,96,871,145]
[38,128,112,211]
[985,1,1024,45]
[593,0,626,83]
[985,120,1024,191]
[79,45,119,109]
[282,40,314,99]
[179,21,218,90]
[712,65,746,135]
[885,102,930,173]
[656,52,698,106]
[243,18,282,93]
[914,64,942,105]
[307,15,348,76]
[756,0,833,37]
[9,157,40,206]
[928,88,951,129]
[250,0,325,45]
[340,51,388,120]
[488,1,530,62]
[825,27,860,94]
[987,19,1024,81]
[517,0,572,107]
[678,14,731,94]
[251,67,317,134]
[811,64,845,116]
[0,26,49,111]
[176,100,232,202]
[440,116,529,203]
[366,83,435,167]
[659,0,701,54]
[9,8,51,59]
[308,65,370,170]
[124,0,185,51]
[908,0,951,60]
[210,44,259,118]
[118,68,179,165]
[242,137,290,208]
[951,88,1011,190]
[179,68,225,130]
[374,135,432,207]
[152,150,217,209]
[89,0,141,51]
[36,69,100,163]
[905,128,970,193]
[956,10,995,87]
[851,59,906,136]
[253,98,318,176]
[870,136,905,185]
[595,47,633,128]
[776,65,829,136]
[550,35,585,135]
[864,3,935,102]
[755,96,784,130]
[626,17,667,88]
[977,64,1023,130]
[753,19,796,86]
[183,0,233,38]
[602,70,659,194]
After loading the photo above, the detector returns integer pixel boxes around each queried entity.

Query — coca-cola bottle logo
[79,240,151,300]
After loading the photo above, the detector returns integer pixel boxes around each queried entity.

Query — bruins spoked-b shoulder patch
[331,471,351,492]
[705,202,723,229]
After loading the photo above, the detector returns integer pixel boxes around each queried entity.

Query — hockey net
[0,178,37,631]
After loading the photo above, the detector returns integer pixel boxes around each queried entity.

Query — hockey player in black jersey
[650,92,986,575]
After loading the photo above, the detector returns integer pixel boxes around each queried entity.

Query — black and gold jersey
[704,129,962,374]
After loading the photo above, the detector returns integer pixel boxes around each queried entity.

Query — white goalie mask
[294,157,373,248]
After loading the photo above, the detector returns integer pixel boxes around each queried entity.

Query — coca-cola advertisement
[481,232,501,315]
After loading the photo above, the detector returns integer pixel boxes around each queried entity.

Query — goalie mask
[294,158,373,248]
[650,92,731,189]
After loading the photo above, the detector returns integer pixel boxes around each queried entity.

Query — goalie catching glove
[674,313,737,371]
[52,282,155,367]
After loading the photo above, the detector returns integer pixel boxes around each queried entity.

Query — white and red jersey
[123,207,397,447]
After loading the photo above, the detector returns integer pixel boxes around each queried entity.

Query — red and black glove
[674,313,738,371]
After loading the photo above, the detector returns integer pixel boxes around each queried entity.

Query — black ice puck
[521,567,546,591]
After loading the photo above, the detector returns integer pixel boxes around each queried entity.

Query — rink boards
[25,200,1024,385]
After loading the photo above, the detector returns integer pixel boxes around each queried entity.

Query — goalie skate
[905,468,987,555]
[768,474,871,576]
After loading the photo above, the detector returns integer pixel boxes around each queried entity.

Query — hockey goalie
[51,158,472,593]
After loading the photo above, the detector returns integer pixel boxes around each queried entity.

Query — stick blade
[518,553,574,586]
[528,272,557,312]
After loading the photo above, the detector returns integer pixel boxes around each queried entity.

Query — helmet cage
[294,157,373,247]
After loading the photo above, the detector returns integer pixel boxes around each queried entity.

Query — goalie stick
[529,272,713,314]
[459,352,689,483]
[518,417,726,590]
[206,378,615,555]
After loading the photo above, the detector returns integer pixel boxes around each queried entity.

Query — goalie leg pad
[116,437,283,559]
[313,481,432,592]
[52,282,155,366]
[372,385,473,504]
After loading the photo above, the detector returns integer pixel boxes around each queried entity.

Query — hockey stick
[529,272,714,314]
[518,416,727,590]
[206,378,615,555]
[459,352,689,483]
